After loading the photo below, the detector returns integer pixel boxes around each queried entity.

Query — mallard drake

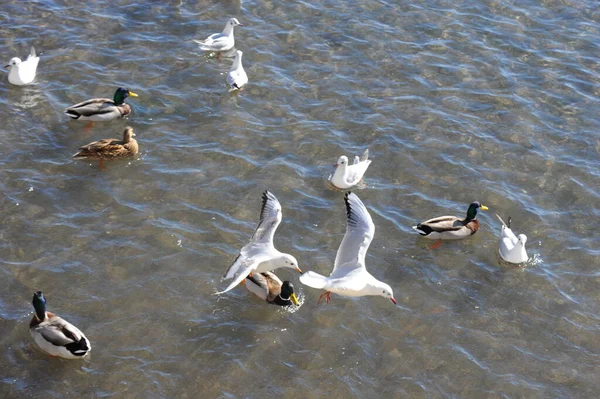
[329,149,372,189]
[5,46,39,85]
[29,291,91,359]
[227,50,248,91]
[244,272,299,306]
[496,214,529,264]
[193,18,242,53]
[412,201,488,248]
[73,126,138,170]
[65,87,138,121]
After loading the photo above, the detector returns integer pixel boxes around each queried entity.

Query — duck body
[245,272,299,306]
[496,214,528,264]
[412,201,488,240]
[6,46,39,85]
[65,87,138,121]
[227,50,248,91]
[73,126,138,160]
[29,292,91,359]
[194,18,242,52]
[329,149,372,189]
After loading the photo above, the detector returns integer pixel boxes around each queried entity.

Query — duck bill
[290,292,299,306]
[480,205,489,211]
[295,267,302,273]
[128,91,139,97]
[390,297,397,305]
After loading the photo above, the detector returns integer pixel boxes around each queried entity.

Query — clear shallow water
[0,0,599,397]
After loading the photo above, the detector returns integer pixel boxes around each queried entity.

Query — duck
[5,46,40,85]
[65,87,138,122]
[329,149,372,189]
[227,50,248,91]
[73,126,139,170]
[29,291,91,359]
[194,18,242,53]
[412,201,488,249]
[244,272,300,306]
[496,214,529,264]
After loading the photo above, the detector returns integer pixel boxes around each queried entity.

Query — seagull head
[5,57,21,69]
[377,283,396,305]
[517,234,527,246]
[282,254,302,274]
[229,18,242,27]
[334,155,348,168]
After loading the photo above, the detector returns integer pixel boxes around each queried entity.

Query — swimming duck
[65,87,138,121]
[496,214,529,264]
[244,272,300,306]
[412,201,488,249]
[5,46,40,85]
[73,126,139,170]
[227,50,248,91]
[29,291,91,359]
[329,149,372,189]
[194,18,242,53]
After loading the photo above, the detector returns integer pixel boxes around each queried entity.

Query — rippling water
[1,0,599,397]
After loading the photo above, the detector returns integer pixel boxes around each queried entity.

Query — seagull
[329,149,372,189]
[216,191,302,295]
[227,50,248,91]
[5,46,40,85]
[299,192,396,305]
[193,18,242,53]
[496,214,528,264]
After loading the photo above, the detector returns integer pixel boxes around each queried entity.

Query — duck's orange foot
[85,121,94,131]
[428,239,442,250]
[318,291,332,304]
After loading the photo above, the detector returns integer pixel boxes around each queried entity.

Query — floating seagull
[65,87,138,122]
[194,18,242,53]
[216,191,302,295]
[244,272,300,306]
[227,50,248,91]
[29,291,91,359]
[299,192,396,305]
[73,126,139,170]
[329,149,372,189]
[496,214,528,264]
[412,201,488,249]
[5,46,40,85]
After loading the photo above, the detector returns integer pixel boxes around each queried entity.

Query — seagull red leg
[318,291,332,304]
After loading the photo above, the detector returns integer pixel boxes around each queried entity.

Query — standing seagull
[216,191,302,295]
[227,50,248,91]
[194,18,242,53]
[5,46,40,85]
[300,192,396,305]
[496,214,529,264]
[29,291,91,359]
[329,149,372,189]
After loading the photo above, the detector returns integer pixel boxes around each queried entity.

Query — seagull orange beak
[296,267,302,273]
[390,297,397,305]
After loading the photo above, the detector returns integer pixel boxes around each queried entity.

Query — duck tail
[65,337,90,356]
[412,224,430,236]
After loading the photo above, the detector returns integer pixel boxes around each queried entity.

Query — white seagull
[300,192,396,305]
[216,191,302,295]
[496,214,529,264]
[329,149,372,189]
[5,46,40,85]
[227,50,248,91]
[193,18,242,53]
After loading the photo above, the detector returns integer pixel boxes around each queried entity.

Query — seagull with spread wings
[216,191,302,295]
[300,192,396,305]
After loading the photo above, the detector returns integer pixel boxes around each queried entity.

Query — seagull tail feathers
[299,271,328,289]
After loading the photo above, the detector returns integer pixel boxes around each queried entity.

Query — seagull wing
[330,192,375,278]
[250,191,282,245]
[216,255,269,295]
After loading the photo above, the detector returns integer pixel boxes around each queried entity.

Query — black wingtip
[344,191,353,219]
[507,216,512,229]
